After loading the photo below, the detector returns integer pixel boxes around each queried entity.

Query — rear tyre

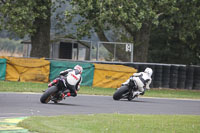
[40,86,58,104]
[113,86,129,100]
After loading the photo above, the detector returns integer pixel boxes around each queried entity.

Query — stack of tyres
[162,65,171,88]
[169,65,179,89]
[185,66,194,89]
[124,63,139,73]
[193,66,200,90]
[147,64,155,88]
[131,64,139,71]
[153,65,162,88]
[138,64,147,72]
[177,66,186,89]
[123,63,134,68]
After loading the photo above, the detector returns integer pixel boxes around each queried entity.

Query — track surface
[0,92,200,118]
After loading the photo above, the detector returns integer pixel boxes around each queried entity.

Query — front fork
[128,79,137,100]
[128,84,133,101]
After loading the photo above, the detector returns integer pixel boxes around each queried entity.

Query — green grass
[0,80,47,92]
[0,80,200,99]
[18,114,200,133]
[145,88,200,99]
[0,80,115,94]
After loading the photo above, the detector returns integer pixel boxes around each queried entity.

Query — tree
[65,0,171,62]
[0,38,23,54]
[65,0,200,62]
[0,0,53,58]
[148,27,200,65]
[149,0,200,65]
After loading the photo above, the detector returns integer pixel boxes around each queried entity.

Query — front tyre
[40,86,58,104]
[113,86,129,100]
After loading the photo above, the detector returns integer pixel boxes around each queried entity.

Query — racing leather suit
[60,69,82,97]
[123,72,152,95]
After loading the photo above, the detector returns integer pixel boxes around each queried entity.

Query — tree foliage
[0,0,50,37]
[66,0,160,38]
[149,0,200,64]
[0,38,23,53]
[0,0,65,58]
[0,0,199,63]
[65,0,200,63]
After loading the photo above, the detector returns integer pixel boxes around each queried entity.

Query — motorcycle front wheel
[40,86,58,104]
[113,86,129,100]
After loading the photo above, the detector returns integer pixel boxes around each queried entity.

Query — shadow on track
[117,99,156,103]
[48,102,81,106]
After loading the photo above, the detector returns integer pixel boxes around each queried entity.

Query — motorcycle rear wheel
[40,86,58,104]
[113,86,129,100]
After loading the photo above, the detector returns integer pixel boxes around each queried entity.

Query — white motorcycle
[113,78,143,101]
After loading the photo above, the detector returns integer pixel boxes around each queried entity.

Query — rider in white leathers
[123,67,153,97]
[59,65,83,97]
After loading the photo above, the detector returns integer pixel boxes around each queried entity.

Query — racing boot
[67,90,77,97]
[132,91,142,99]
[59,90,70,99]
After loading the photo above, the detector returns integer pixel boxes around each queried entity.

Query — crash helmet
[74,65,83,74]
[144,67,153,77]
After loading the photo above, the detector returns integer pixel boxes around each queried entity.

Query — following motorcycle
[40,75,71,104]
[113,78,143,101]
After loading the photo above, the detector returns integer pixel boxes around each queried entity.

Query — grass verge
[18,114,200,133]
[0,80,200,99]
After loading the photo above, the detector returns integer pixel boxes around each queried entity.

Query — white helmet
[144,67,153,77]
[74,65,83,74]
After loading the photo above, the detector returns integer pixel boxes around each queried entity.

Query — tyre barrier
[162,65,171,88]
[193,66,200,90]
[153,65,163,88]
[138,64,147,72]
[177,65,186,89]
[131,64,139,70]
[147,64,155,88]
[185,66,194,89]
[169,65,179,89]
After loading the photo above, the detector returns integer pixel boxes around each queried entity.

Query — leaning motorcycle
[40,75,70,104]
[113,78,140,101]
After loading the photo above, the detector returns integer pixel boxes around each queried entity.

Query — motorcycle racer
[59,65,83,98]
[122,67,153,97]
[41,65,83,104]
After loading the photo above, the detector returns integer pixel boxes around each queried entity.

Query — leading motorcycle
[113,78,141,101]
[40,75,70,104]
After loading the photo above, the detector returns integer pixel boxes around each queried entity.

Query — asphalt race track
[0,92,200,118]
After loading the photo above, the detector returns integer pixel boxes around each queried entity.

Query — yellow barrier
[1,56,50,83]
[93,64,137,88]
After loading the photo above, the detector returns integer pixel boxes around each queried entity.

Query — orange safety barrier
[93,64,137,88]
[1,56,50,83]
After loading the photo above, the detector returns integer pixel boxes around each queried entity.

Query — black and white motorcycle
[113,78,143,101]
[40,71,80,104]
